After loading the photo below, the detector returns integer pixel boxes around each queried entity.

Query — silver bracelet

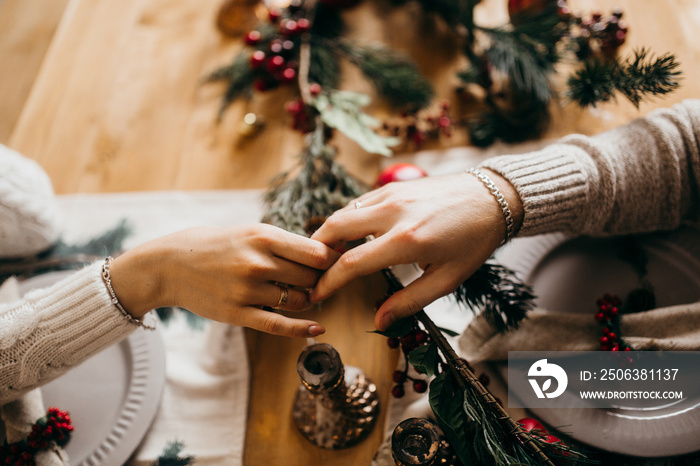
[101,256,156,330]
[466,168,515,245]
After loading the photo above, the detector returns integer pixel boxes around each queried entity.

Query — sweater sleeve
[0,262,136,405]
[480,100,700,236]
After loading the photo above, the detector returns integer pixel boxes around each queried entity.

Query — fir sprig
[262,123,366,235]
[452,262,535,332]
[204,52,255,119]
[566,48,682,108]
[339,43,434,112]
[151,440,195,466]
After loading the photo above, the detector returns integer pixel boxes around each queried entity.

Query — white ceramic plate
[496,229,700,457]
[2,271,166,465]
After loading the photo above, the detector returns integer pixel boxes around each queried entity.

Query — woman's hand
[109,224,339,338]
[310,170,523,331]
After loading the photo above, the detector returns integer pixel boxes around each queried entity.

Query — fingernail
[379,312,395,332]
[308,325,325,336]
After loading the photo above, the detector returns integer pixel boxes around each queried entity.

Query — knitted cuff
[480,144,590,236]
[21,262,136,373]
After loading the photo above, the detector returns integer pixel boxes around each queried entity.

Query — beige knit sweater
[482,100,700,236]
[1,101,699,405]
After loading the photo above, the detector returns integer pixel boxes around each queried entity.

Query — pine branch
[452,262,535,333]
[203,52,255,119]
[309,42,341,89]
[339,42,434,111]
[52,219,131,257]
[468,102,550,147]
[262,124,366,235]
[151,440,195,466]
[566,48,682,108]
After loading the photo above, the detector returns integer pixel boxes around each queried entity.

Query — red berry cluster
[1,408,73,466]
[285,83,323,133]
[381,102,453,149]
[244,3,312,92]
[386,325,431,398]
[569,7,628,60]
[595,294,631,352]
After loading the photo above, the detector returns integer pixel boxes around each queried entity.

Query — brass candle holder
[392,418,462,466]
[292,343,380,449]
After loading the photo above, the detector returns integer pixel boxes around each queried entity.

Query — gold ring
[355,200,362,209]
[274,284,288,309]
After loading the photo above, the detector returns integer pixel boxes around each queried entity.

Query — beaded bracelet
[101,257,156,330]
[466,168,515,245]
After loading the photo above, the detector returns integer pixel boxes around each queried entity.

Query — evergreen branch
[468,102,550,147]
[338,42,434,111]
[262,124,366,235]
[151,440,195,466]
[309,42,341,89]
[479,29,555,106]
[51,219,132,257]
[203,52,255,119]
[381,269,559,466]
[452,262,535,332]
[566,48,682,108]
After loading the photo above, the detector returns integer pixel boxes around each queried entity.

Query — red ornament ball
[375,163,427,188]
[517,417,545,433]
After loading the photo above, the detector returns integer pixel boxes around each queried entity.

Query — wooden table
[2,0,700,464]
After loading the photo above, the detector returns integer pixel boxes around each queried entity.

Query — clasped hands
[110,170,521,338]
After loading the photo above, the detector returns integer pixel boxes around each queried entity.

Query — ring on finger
[354,200,362,209]
[274,284,289,309]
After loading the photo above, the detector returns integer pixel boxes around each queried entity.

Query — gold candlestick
[292,343,380,449]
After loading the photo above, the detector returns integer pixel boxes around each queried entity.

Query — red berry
[268,8,281,22]
[281,68,296,83]
[594,311,607,322]
[624,347,632,351]
[602,327,611,335]
[610,307,619,317]
[250,50,266,68]
[414,330,428,344]
[282,20,298,35]
[393,370,407,383]
[309,83,322,96]
[413,380,428,393]
[254,79,272,92]
[282,40,295,53]
[387,337,400,349]
[438,116,450,128]
[267,55,285,72]
[611,344,620,351]
[608,332,618,341]
[600,336,610,345]
[297,18,311,33]
[244,30,261,46]
[391,385,405,398]
[269,40,283,54]
[478,373,490,386]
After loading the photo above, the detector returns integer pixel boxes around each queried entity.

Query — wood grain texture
[0,0,70,143]
[4,0,700,464]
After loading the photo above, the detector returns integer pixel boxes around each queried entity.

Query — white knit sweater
[0,261,135,405]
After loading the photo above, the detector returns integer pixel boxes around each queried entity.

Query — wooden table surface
[2,0,700,464]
